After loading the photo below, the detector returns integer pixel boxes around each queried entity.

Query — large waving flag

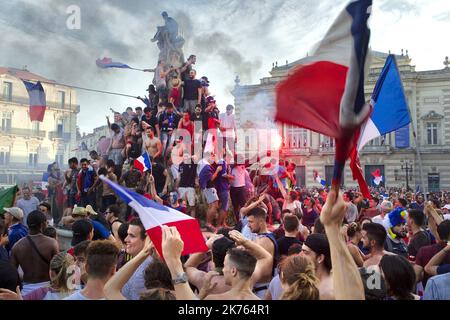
[357,54,411,150]
[100,176,207,258]
[313,170,326,186]
[96,57,131,69]
[23,81,46,122]
[134,152,152,173]
[350,54,410,198]
[275,0,372,189]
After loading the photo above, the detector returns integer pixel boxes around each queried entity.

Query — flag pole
[20,78,139,99]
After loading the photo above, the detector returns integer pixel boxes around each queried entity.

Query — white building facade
[232,52,450,192]
[0,67,79,186]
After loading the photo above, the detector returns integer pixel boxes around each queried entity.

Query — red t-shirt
[416,241,450,284]
[170,87,181,108]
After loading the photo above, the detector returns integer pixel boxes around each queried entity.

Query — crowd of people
[1,53,450,301]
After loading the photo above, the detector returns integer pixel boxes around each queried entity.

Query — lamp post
[401,160,413,191]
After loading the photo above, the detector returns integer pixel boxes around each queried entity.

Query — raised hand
[320,190,347,227]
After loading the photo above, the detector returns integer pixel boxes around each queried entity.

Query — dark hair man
[64,240,119,300]
[11,210,59,295]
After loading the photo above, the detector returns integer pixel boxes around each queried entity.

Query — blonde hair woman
[279,255,320,300]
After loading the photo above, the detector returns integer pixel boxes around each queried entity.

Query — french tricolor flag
[96,57,131,69]
[313,170,326,186]
[100,176,208,258]
[371,169,383,186]
[275,0,372,189]
[23,81,46,122]
[134,152,152,173]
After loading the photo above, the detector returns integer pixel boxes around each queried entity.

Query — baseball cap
[206,96,216,104]
[27,210,47,228]
[3,207,24,220]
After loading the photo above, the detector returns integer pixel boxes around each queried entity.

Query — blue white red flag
[100,176,208,258]
[371,169,383,186]
[96,57,131,69]
[313,170,326,186]
[134,152,152,173]
[358,54,411,150]
[23,80,46,122]
[275,0,373,189]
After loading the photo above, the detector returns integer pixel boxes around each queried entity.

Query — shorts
[178,187,196,207]
[230,186,247,209]
[202,188,219,204]
[218,190,230,211]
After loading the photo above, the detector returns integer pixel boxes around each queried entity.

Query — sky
[1,0,450,134]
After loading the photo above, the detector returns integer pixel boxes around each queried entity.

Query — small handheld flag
[135,152,152,173]
[313,170,326,186]
[22,80,46,122]
[100,176,207,258]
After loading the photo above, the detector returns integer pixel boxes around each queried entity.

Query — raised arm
[240,194,266,217]
[162,226,199,300]
[229,230,273,286]
[320,190,365,300]
[424,244,450,276]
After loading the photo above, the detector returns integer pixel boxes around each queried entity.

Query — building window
[428,173,440,192]
[427,123,438,145]
[367,135,386,146]
[320,135,335,149]
[0,151,10,165]
[2,82,12,101]
[58,91,65,109]
[295,166,306,187]
[29,153,38,167]
[285,125,308,148]
[57,119,64,137]
[1,112,12,131]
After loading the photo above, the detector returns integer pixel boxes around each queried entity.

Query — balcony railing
[0,95,80,112]
[48,131,71,140]
[0,127,46,138]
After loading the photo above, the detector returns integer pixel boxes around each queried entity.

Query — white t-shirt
[16,197,40,226]
[371,214,385,225]
[283,200,302,212]
[268,275,284,300]
[231,166,246,188]
[219,113,236,138]
[64,290,105,300]
[444,214,450,221]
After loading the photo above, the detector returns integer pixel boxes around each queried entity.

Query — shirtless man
[142,125,162,161]
[162,226,272,300]
[245,207,278,298]
[362,222,393,267]
[10,210,59,295]
[301,233,335,300]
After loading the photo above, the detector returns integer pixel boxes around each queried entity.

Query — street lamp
[401,160,413,191]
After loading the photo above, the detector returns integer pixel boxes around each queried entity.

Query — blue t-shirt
[7,223,28,252]
[215,159,230,193]
[437,264,450,275]
[271,165,287,189]
[199,164,214,189]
